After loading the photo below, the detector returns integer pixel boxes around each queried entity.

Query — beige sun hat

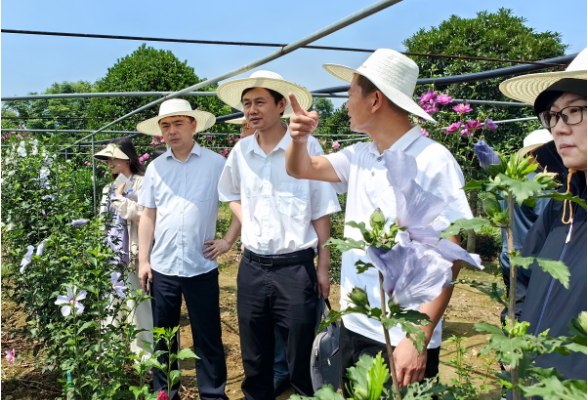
[323,48,436,123]
[94,143,129,160]
[517,129,553,158]
[225,117,246,124]
[500,48,587,107]
[216,70,313,118]
[137,99,216,136]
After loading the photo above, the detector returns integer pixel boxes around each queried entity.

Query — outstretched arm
[286,93,340,182]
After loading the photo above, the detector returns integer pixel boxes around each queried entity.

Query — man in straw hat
[285,49,474,389]
[216,70,340,399]
[499,48,586,384]
[137,99,240,400]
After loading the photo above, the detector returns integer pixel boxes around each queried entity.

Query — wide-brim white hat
[323,48,436,123]
[517,129,553,158]
[94,143,129,160]
[225,117,246,124]
[500,48,587,106]
[216,70,313,118]
[137,99,216,136]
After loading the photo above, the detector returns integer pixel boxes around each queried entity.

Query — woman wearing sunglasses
[499,48,586,388]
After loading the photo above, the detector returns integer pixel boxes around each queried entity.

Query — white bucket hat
[517,129,553,158]
[216,70,313,118]
[94,143,129,160]
[137,99,216,136]
[225,117,247,124]
[323,48,436,123]
[500,48,587,107]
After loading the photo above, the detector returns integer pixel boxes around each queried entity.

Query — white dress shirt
[324,125,473,348]
[139,143,226,277]
[218,129,341,255]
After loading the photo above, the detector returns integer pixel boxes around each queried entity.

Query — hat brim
[94,146,130,160]
[225,117,246,124]
[499,70,587,105]
[137,110,216,136]
[216,77,313,118]
[517,143,549,159]
[322,64,436,123]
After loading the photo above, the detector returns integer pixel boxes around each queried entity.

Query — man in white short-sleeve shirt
[216,71,341,400]
[137,99,240,400]
[285,49,472,390]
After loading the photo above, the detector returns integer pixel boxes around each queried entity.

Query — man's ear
[371,90,386,113]
[191,119,198,134]
[278,97,288,113]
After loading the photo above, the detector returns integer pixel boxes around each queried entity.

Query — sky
[1,0,587,110]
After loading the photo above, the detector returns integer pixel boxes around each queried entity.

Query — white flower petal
[75,290,87,301]
[55,295,70,305]
[61,305,72,317]
[74,303,84,315]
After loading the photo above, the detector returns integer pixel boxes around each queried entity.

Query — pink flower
[422,104,439,115]
[332,141,340,151]
[160,138,165,143]
[445,122,462,134]
[16,134,23,139]
[157,391,170,400]
[150,140,158,146]
[327,149,333,154]
[5,349,15,365]
[461,129,473,137]
[102,144,107,148]
[435,93,453,105]
[419,89,436,105]
[420,128,429,137]
[219,148,229,158]
[228,135,236,144]
[322,139,327,146]
[233,256,239,262]
[84,161,92,166]
[465,120,481,131]
[206,134,212,141]
[484,118,498,132]
[452,103,473,114]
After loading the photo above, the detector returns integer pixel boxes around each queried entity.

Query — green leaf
[77,321,98,335]
[462,180,485,191]
[169,370,181,386]
[520,376,588,400]
[314,385,346,400]
[176,348,199,360]
[346,354,374,400]
[354,260,374,274]
[474,322,504,335]
[498,174,543,205]
[347,221,375,244]
[440,217,491,239]
[367,353,389,400]
[534,192,587,209]
[511,256,570,288]
[324,237,365,253]
[142,358,163,370]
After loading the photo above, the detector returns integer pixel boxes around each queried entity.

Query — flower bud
[370,208,385,231]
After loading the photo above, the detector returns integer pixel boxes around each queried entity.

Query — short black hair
[241,87,285,116]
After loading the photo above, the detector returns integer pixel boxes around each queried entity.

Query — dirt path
[1,253,503,399]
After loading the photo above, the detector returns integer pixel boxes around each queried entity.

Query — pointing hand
[288,92,319,143]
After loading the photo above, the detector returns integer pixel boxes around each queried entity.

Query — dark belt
[243,248,315,267]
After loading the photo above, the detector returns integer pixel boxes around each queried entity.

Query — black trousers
[237,249,318,400]
[340,323,440,396]
[151,269,228,400]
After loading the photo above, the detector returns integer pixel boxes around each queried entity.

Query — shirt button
[377,156,383,162]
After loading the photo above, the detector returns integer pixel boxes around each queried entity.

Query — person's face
[242,88,286,132]
[345,75,373,134]
[549,93,587,170]
[107,158,130,176]
[159,116,197,151]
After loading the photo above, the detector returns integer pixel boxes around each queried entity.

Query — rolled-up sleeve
[138,164,156,209]
[322,144,354,194]
[218,144,241,202]
[307,138,342,220]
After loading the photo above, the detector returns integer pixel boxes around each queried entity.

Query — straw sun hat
[500,48,587,108]
[322,48,436,123]
[94,143,129,160]
[216,70,313,118]
[516,129,553,158]
[137,99,216,136]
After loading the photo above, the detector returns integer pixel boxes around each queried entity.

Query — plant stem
[506,191,520,400]
[379,271,402,400]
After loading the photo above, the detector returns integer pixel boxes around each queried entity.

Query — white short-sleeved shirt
[218,129,341,255]
[139,143,226,277]
[324,125,473,348]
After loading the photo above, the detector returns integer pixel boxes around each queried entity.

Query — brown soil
[1,254,504,400]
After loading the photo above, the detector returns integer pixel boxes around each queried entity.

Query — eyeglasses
[538,106,587,130]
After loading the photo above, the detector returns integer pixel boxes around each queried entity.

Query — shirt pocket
[190,178,215,202]
[274,182,309,218]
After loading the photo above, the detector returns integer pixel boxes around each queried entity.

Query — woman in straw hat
[499,48,586,384]
[94,138,153,358]
[285,49,474,391]
[217,70,341,400]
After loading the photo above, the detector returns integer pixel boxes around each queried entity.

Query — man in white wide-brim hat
[499,49,587,389]
[136,99,240,400]
[217,71,340,400]
[285,49,474,390]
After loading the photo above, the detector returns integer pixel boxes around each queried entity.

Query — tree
[312,98,334,124]
[404,8,567,154]
[88,44,233,135]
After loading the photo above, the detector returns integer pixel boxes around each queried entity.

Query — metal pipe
[57,0,402,151]
[91,135,97,215]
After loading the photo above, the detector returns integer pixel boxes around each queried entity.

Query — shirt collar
[166,141,201,161]
[245,127,291,157]
[368,125,422,156]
